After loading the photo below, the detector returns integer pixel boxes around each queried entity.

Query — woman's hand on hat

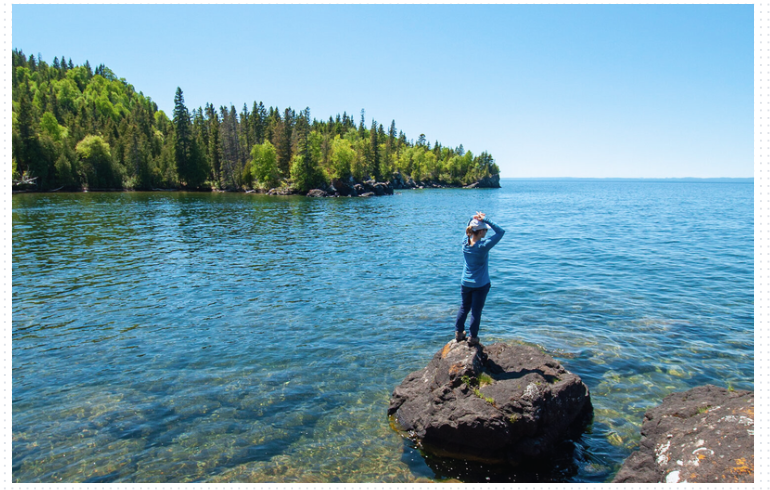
[474,212,486,221]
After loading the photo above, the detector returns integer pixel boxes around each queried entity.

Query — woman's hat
[470,218,490,231]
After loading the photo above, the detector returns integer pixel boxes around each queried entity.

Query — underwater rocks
[388,341,593,465]
[613,384,753,483]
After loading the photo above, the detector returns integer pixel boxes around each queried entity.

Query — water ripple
[13,181,753,482]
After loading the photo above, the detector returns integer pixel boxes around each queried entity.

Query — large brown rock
[388,341,592,465]
[613,385,753,483]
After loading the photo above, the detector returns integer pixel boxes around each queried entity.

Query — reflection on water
[13,181,753,482]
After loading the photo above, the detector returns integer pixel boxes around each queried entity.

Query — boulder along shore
[613,384,753,483]
[389,340,753,484]
[388,340,593,466]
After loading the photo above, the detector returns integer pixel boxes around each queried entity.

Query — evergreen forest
[12,50,500,192]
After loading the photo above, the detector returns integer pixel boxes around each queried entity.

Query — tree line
[12,50,500,192]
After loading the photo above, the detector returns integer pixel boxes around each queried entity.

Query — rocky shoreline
[389,341,753,483]
[269,172,501,198]
[12,172,501,195]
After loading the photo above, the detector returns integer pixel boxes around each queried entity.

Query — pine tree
[241,103,251,157]
[228,105,243,182]
[275,108,293,175]
[15,83,35,176]
[257,102,267,142]
[386,120,397,177]
[251,101,265,145]
[370,119,380,181]
[206,104,222,184]
[125,125,149,189]
[290,115,323,193]
[358,109,366,139]
[218,106,236,188]
[173,87,194,187]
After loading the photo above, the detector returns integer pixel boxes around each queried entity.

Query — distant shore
[499,177,753,182]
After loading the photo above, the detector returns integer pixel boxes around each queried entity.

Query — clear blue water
[12,179,753,482]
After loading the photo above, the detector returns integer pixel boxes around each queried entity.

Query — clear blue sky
[12,4,753,178]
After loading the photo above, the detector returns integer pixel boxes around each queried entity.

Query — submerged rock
[613,385,753,483]
[388,341,592,465]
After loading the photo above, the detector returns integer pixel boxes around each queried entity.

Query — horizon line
[499,176,753,180]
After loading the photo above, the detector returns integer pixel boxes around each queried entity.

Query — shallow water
[12,180,753,482]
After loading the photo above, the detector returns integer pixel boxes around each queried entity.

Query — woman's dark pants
[454,283,491,338]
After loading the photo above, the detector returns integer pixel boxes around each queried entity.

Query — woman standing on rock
[455,211,505,345]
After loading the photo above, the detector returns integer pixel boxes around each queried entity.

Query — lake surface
[12,179,754,482]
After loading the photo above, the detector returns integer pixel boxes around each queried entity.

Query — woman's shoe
[468,336,480,346]
[455,331,467,342]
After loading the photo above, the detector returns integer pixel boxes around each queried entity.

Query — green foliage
[289,149,325,193]
[54,78,80,113]
[11,49,499,191]
[478,373,494,387]
[173,87,193,186]
[330,135,355,181]
[461,374,496,405]
[54,153,75,187]
[241,162,253,188]
[40,112,66,142]
[250,141,280,189]
[476,390,495,405]
[66,66,89,91]
[76,135,120,188]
